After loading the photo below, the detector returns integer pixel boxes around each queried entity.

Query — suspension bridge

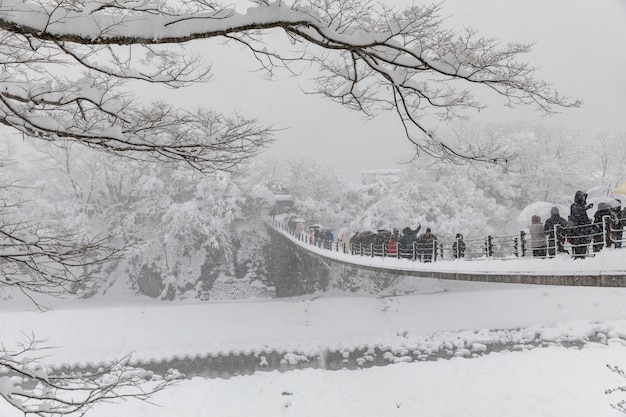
[268,217,626,287]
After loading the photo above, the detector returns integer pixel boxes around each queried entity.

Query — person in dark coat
[399,224,421,259]
[452,233,466,258]
[592,202,617,252]
[543,206,568,257]
[569,191,593,258]
[416,227,437,262]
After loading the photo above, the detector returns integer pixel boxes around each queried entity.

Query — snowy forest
[3,122,624,301]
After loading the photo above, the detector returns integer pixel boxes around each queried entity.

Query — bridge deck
[269,224,626,287]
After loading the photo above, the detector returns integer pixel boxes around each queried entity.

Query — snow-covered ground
[2,275,626,417]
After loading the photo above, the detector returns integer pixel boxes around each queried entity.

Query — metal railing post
[604,215,612,248]
[520,231,526,257]
[432,241,438,262]
[549,224,556,256]
[554,224,563,254]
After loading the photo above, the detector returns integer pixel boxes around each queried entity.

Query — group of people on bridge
[347,225,451,262]
[287,219,463,262]
[529,190,625,259]
[278,190,625,262]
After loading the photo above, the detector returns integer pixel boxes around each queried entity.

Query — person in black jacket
[399,224,421,259]
[544,206,568,257]
[452,233,466,258]
[569,191,593,258]
[592,202,618,252]
[416,227,437,262]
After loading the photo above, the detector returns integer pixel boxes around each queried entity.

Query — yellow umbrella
[615,181,626,196]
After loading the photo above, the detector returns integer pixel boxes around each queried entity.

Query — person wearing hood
[452,233,466,259]
[544,207,568,257]
[529,215,547,257]
[592,202,618,252]
[569,191,593,258]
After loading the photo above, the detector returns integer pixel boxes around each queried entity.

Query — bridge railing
[270,214,624,262]
[555,215,621,259]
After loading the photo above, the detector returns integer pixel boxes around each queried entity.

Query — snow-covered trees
[7,140,277,300]
[278,159,349,226]
[592,131,626,187]
[0,0,577,166]
[0,144,123,304]
[277,121,620,241]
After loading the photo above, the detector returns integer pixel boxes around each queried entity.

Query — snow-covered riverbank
[2,277,626,416]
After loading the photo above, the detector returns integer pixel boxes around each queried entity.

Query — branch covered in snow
[0,177,124,306]
[0,0,579,165]
[0,0,276,173]
[0,222,122,300]
[0,336,179,416]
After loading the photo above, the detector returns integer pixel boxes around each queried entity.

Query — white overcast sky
[178,0,625,180]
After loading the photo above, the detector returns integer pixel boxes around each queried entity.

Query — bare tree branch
[0,0,579,165]
[0,173,125,309]
[0,336,180,417]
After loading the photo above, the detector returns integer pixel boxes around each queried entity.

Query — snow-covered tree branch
[0,220,122,299]
[0,0,579,165]
[0,336,178,417]
[0,181,124,306]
